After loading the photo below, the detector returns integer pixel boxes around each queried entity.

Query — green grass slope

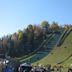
[33,31,72,67]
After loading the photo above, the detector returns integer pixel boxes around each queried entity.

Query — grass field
[18,29,72,72]
[32,31,72,68]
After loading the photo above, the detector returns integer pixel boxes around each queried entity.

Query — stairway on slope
[38,32,62,53]
[21,32,62,63]
[19,34,53,62]
[43,34,61,52]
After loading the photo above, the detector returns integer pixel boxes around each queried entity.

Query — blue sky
[0,0,72,37]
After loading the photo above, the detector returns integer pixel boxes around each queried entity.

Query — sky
[0,0,72,37]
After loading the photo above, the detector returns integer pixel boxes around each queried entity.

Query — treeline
[0,21,70,57]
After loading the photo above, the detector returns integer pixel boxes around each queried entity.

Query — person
[18,66,23,72]
[46,64,51,72]
[0,62,4,72]
[56,64,62,72]
[68,64,72,72]
[68,68,72,72]
[4,65,14,72]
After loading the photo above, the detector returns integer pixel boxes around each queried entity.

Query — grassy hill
[18,28,72,71]
[32,31,72,67]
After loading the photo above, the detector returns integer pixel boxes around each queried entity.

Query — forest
[0,21,70,57]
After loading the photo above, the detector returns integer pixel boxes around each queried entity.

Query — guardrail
[56,28,72,47]
[56,27,72,47]
[56,29,67,47]
[57,53,72,64]
[59,28,72,46]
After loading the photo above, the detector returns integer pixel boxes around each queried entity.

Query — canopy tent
[20,63,32,67]
[19,63,32,72]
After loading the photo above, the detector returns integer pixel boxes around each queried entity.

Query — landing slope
[33,31,72,67]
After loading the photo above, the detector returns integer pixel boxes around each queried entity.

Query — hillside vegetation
[33,30,72,67]
[0,21,72,67]
[0,21,63,58]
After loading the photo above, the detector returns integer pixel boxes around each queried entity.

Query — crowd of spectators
[0,59,72,72]
[18,63,72,72]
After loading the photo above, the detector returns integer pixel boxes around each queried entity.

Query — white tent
[20,63,32,67]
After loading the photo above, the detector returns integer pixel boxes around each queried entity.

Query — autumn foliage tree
[0,21,65,57]
[50,22,59,32]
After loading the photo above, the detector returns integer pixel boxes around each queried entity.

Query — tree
[50,21,59,31]
[33,26,44,44]
[41,21,49,29]
[26,24,34,45]
[11,33,19,49]
[27,24,33,32]
[64,24,69,30]
[2,38,8,54]
[18,30,24,43]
